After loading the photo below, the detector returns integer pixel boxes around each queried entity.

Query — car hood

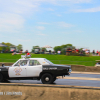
[0,66,11,68]
[43,64,71,70]
[53,64,71,68]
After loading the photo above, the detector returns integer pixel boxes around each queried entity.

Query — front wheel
[41,73,54,84]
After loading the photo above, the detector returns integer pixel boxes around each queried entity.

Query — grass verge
[0,53,100,66]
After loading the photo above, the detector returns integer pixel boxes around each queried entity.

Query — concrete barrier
[0,63,13,66]
[71,65,100,72]
[0,83,100,100]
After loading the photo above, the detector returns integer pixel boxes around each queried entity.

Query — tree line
[0,42,23,53]
[0,42,85,55]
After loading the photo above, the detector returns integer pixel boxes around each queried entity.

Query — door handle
[23,68,26,69]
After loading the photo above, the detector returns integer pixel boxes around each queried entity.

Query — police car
[0,55,71,84]
[95,60,100,67]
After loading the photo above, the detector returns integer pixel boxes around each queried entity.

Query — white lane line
[58,77,100,81]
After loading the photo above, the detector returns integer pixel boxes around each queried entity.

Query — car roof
[20,58,45,60]
[29,58,45,59]
[19,58,50,65]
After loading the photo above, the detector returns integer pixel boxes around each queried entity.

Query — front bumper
[68,69,72,75]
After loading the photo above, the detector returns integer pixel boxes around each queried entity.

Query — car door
[27,60,42,77]
[9,60,28,77]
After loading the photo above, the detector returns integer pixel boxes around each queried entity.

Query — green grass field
[0,53,100,66]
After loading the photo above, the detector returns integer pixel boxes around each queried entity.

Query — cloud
[0,34,6,38]
[0,0,94,34]
[74,6,100,12]
[0,13,24,32]
[68,0,92,4]
[0,0,39,33]
[31,0,92,4]
[36,31,46,36]
[57,22,74,28]
[36,26,45,30]
[47,8,55,11]
[0,0,39,14]
[74,30,83,33]
[17,39,32,42]
[38,22,50,25]
[61,32,71,34]
[37,33,46,36]
[0,0,93,16]
[56,14,62,17]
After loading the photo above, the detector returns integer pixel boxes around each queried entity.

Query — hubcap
[45,77,49,81]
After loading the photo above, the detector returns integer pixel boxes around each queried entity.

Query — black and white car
[0,56,71,84]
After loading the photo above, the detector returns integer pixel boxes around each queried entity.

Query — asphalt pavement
[2,72,100,87]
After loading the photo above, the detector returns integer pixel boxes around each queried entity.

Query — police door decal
[14,67,22,75]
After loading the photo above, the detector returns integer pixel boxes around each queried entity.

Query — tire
[3,79,8,82]
[53,77,56,82]
[41,73,54,84]
[0,73,3,82]
[52,77,56,83]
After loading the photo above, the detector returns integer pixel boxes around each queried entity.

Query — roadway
[3,72,100,87]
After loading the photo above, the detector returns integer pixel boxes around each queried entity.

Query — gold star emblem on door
[14,67,22,75]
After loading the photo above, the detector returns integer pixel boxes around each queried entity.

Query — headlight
[69,69,72,73]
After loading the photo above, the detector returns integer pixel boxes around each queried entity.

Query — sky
[0,0,100,52]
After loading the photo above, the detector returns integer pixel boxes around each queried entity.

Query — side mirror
[2,63,5,67]
[18,64,20,67]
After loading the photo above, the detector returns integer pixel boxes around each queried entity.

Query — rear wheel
[53,77,56,82]
[0,73,3,82]
[41,73,54,84]
[3,79,8,82]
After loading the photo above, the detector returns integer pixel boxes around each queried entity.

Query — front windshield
[14,60,28,66]
[44,59,54,65]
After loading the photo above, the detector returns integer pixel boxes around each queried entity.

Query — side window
[34,60,40,65]
[14,60,28,66]
[14,61,20,66]
[29,60,40,66]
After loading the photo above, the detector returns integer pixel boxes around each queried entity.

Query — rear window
[29,60,40,66]
[44,59,53,65]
